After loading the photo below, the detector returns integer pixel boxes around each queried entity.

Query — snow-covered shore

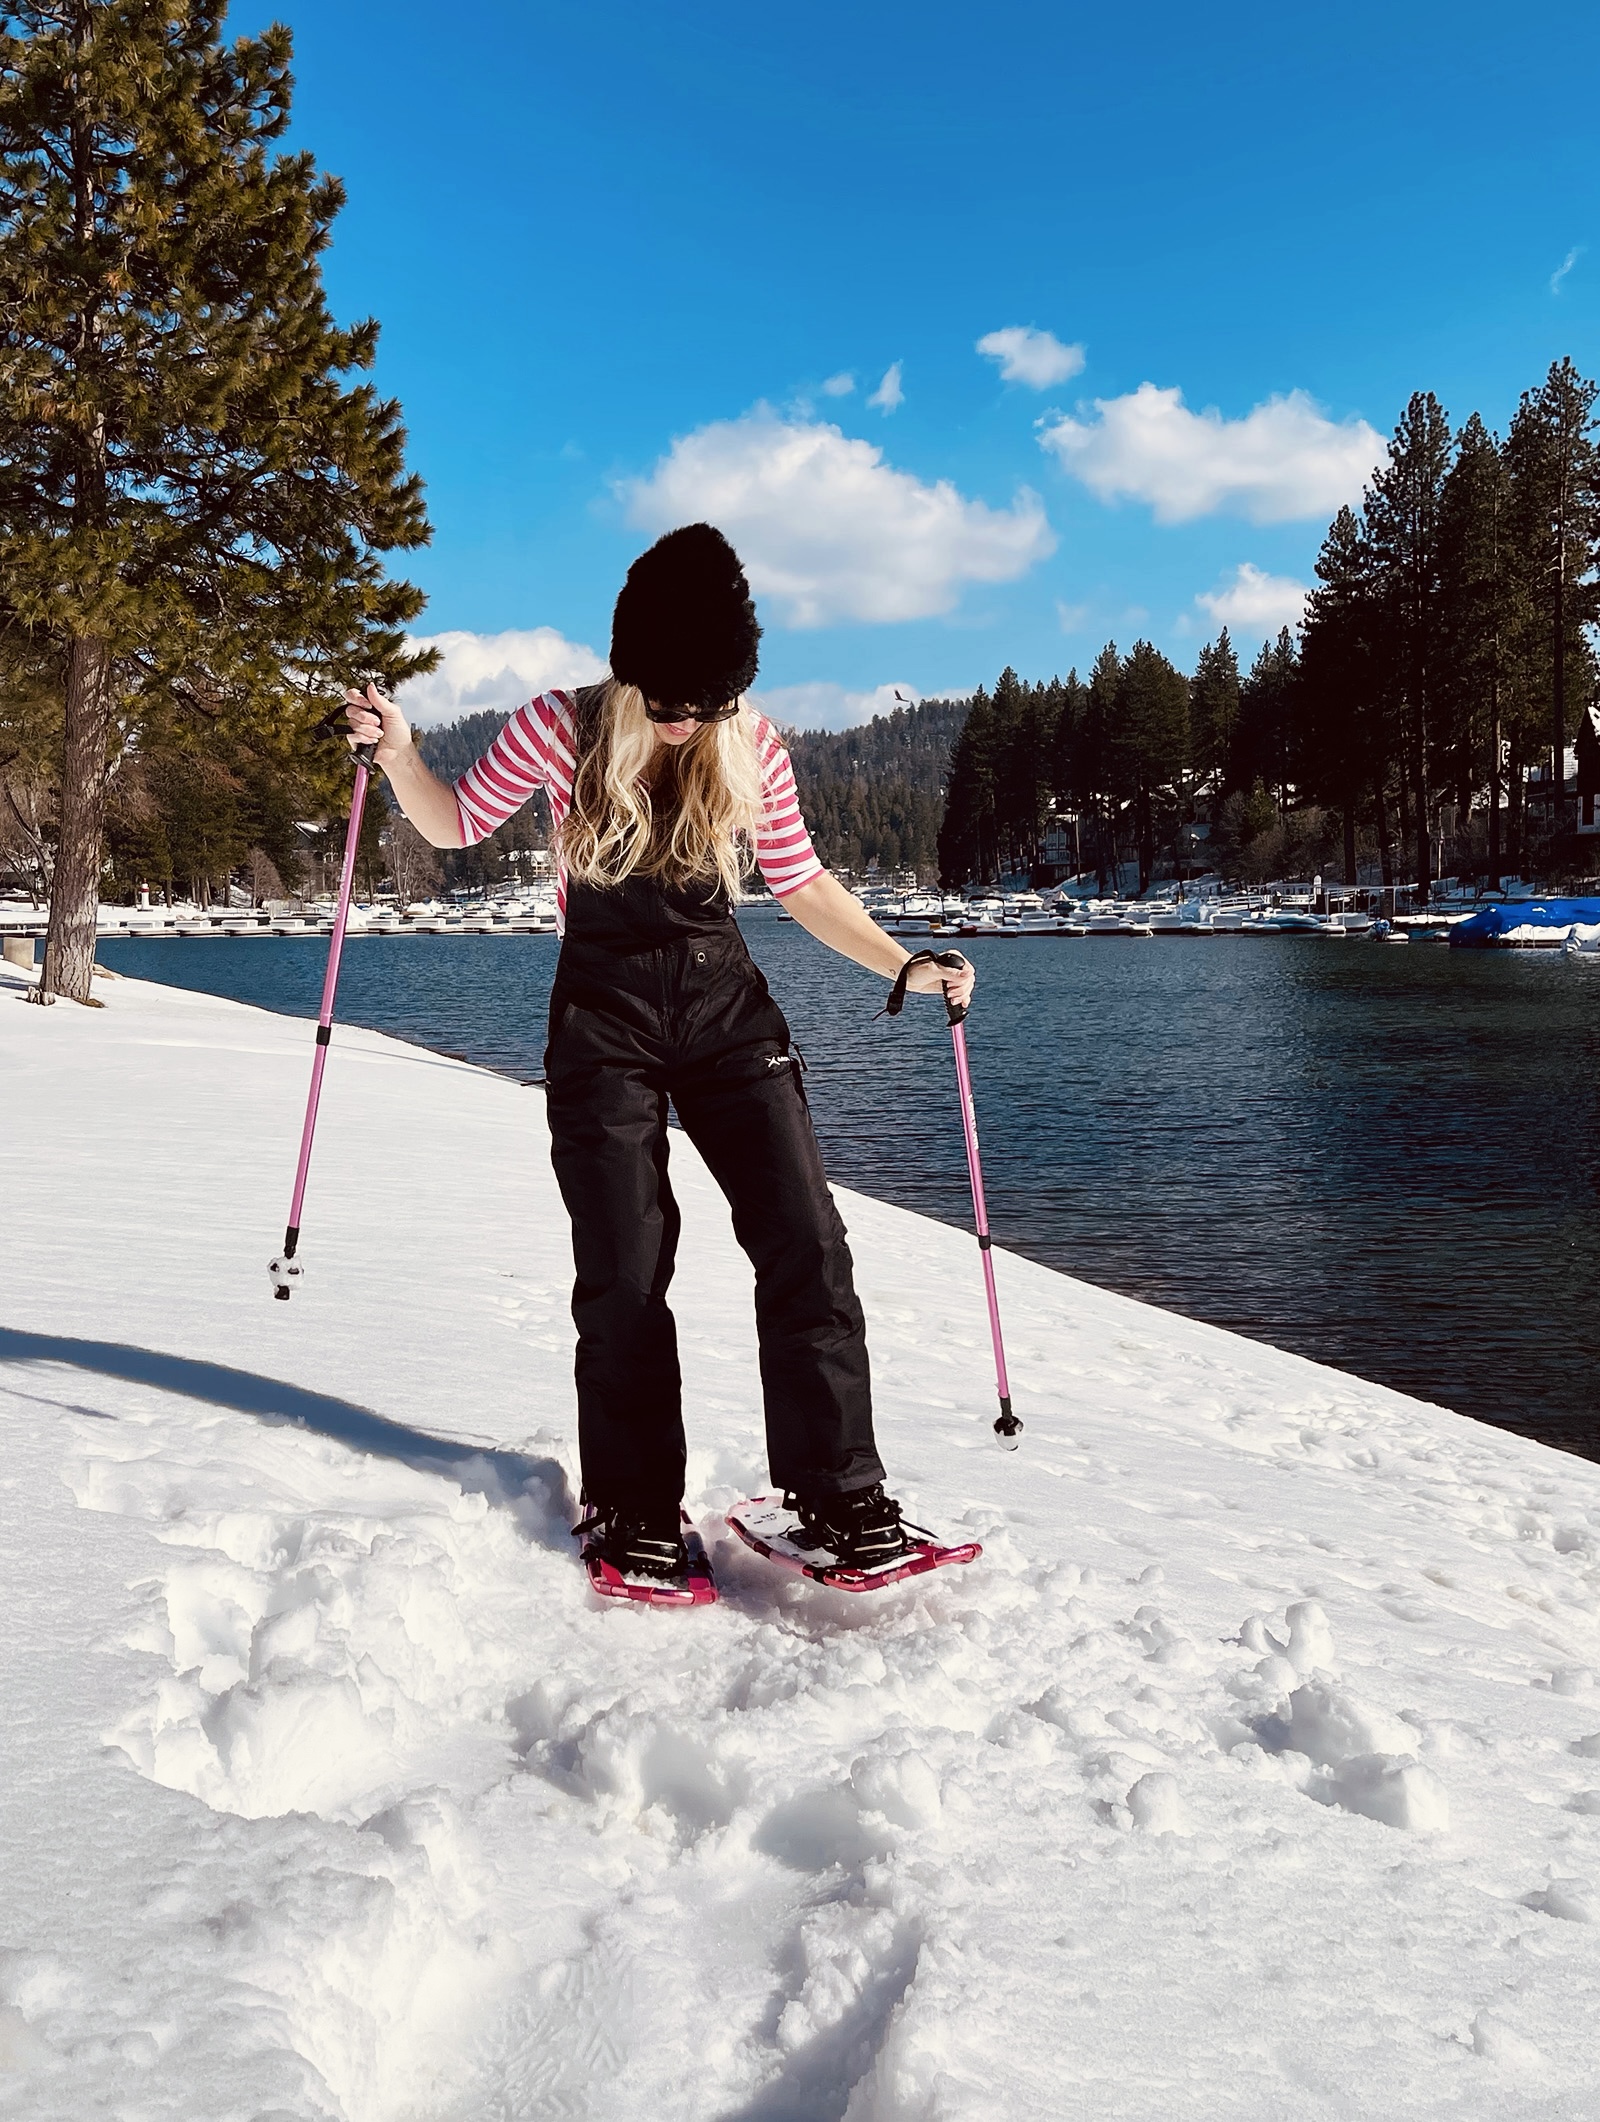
[2,960,1599,2121]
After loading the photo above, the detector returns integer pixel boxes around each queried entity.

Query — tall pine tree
[1236,628,1301,819]
[1188,631,1240,810]
[1438,414,1518,876]
[1300,506,1379,883]
[0,2,434,1001]
[1110,641,1189,895]
[1504,358,1600,841]
[1364,392,1452,898]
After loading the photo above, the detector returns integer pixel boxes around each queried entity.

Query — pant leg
[672,1042,884,1500]
[545,998,685,1510]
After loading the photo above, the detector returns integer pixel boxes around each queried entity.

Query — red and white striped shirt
[452,691,824,932]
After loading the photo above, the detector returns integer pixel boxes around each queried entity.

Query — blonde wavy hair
[559,680,766,901]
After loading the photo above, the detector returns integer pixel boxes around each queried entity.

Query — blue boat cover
[1449,897,1600,945]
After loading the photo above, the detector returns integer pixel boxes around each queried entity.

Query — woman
[346,524,974,1597]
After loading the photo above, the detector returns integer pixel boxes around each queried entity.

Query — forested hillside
[783,696,968,877]
[414,714,550,888]
[406,695,970,886]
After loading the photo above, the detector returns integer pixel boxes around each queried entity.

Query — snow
[3,958,1600,2120]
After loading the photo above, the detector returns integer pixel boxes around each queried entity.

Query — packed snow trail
[2,958,1599,2120]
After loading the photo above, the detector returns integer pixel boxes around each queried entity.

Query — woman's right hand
[344,681,413,769]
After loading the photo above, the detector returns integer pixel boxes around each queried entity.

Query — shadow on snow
[0,1324,573,1547]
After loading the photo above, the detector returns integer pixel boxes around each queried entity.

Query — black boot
[787,1483,909,1569]
[575,1501,688,1585]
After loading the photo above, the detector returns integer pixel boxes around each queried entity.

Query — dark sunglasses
[643,698,742,725]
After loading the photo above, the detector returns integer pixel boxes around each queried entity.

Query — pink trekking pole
[267,724,377,1301]
[883,949,1022,1448]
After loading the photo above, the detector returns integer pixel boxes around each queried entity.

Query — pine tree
[1079,644,1122,891]
[0,2,434,1001]
[1110,641,1189,895]
[1188,631,1241,810]
[1364,392,1453,898]
[991,667,1058,876]
[1438,414,1520,877]
[937,686,995,883]
[1504,358,1600,843]
[1046,669,1086,870]
[1236,628,1301,819]
[1299,505,1380,883]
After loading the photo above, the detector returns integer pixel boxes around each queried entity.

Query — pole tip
[994,1410,1023,1449]
[273,1286,291,1301]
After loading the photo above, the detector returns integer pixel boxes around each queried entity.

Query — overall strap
[570,681,609,766]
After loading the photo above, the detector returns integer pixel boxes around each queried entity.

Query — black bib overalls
[544,868,885,1513]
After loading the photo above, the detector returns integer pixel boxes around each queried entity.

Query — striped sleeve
[751,717,825,898]
[453,691,578,846]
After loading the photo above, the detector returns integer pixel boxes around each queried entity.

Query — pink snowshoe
[575,1505,718,1607]
[726,1491,981,1592]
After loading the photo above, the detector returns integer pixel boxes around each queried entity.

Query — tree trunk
[1343,801,1357,885]
[1376,780,1393,886]
[38,635,114,1005]
[1552,508,1567,832]
[1410,723,1431,903]
[1136,785,1153,895]
[1487,682,1501,879]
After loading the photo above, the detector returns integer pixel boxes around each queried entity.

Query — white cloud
[1551,246,1583,295]
[1039,383,1385,524]
[977,326,1086,389]
[1194,563,1309,639]
[821,372,856,396]
[1054,600,1090,633]
[867,362,904,412]
[621,408,1054,627]
[396,626,608,727]
[752,681,967,734]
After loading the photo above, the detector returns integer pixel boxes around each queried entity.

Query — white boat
[1003,910,1077,934]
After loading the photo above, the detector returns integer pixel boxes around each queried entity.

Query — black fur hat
[610,523,762,711]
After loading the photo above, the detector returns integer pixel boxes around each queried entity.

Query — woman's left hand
[903,950,976,1014]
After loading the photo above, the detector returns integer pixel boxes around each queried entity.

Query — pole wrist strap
[881,949,969,1023]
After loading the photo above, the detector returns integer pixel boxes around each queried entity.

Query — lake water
[97,913,1600,1462]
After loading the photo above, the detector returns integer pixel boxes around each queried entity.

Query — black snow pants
[543,873,884,1514]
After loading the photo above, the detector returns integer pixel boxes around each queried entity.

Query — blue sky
[255,0,1600,727]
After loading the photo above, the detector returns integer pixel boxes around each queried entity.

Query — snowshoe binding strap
[786,1484,911,1568]
[574,1505,688,1584]
[880,950,970,1025]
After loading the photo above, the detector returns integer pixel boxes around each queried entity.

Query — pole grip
[933,948,968,1024]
